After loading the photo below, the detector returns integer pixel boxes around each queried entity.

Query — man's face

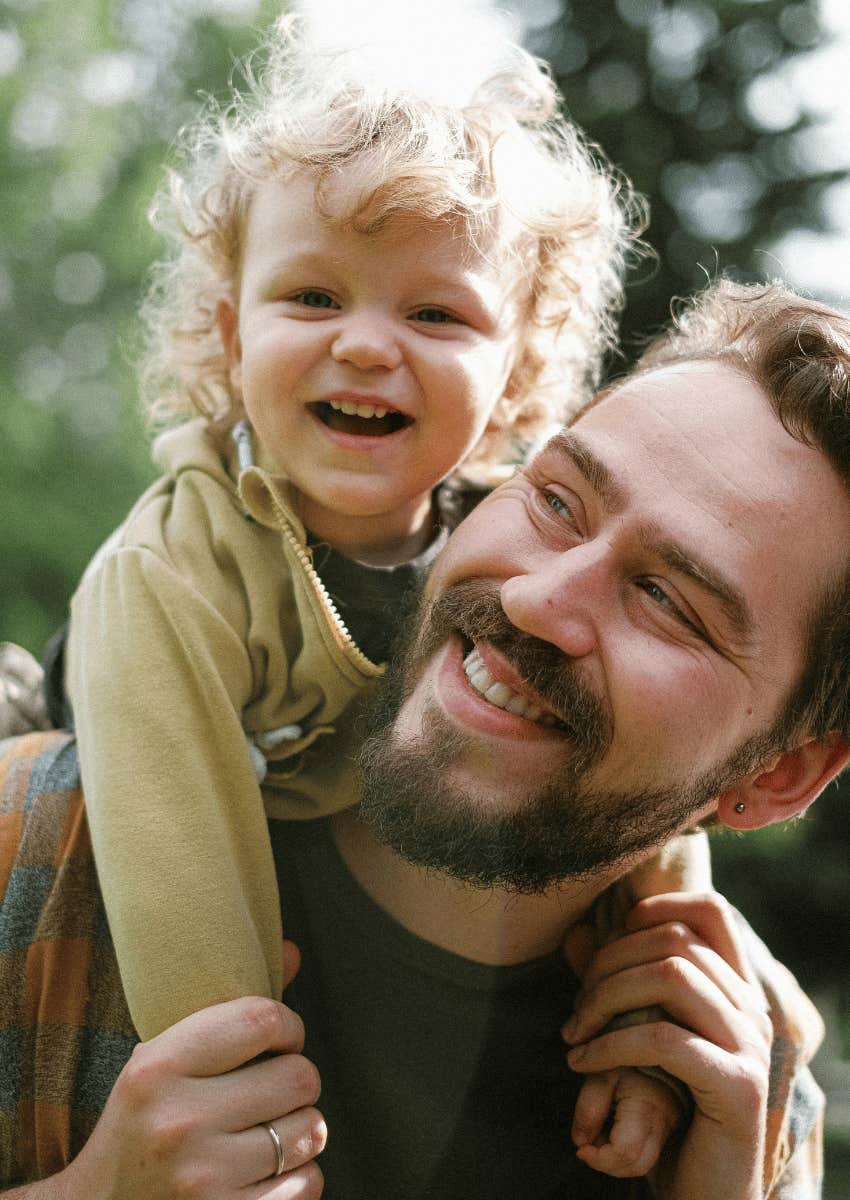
[359,361,850,890]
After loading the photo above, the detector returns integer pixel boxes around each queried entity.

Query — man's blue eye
[642,580,673,608]
[414,308,454,323]
[545,492,572,519]
[638,579,703,637]
[296,291,336,308]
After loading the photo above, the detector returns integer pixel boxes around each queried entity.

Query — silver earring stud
[734,801,746,814]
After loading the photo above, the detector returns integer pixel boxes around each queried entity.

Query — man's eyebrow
[544,430,627,512]
[543,429,755,642]
[645,529,755,643]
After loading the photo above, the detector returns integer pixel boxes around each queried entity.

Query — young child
[64,12,686,1180]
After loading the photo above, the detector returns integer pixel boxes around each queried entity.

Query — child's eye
[292,290,338,309]
[412,307,456,324]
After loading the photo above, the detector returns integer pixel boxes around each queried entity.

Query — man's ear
[216,298,242,393]
[717,732,850,830]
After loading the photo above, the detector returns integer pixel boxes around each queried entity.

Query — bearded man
[1,280,846,1199]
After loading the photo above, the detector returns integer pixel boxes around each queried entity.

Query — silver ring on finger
[264,1122,286,1178]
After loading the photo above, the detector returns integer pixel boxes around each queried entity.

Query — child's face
[218,172,522,556]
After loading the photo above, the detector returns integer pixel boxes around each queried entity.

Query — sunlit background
[1,1,848,1191]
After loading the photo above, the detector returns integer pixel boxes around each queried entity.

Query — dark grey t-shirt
[308,527,447,666]
[271,817,639,1200]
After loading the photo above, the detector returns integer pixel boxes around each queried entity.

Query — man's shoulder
[0,731,83,864]
[0,731,137,1187]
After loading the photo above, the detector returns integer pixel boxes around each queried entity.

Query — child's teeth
[461,647,554,728]
[328,399,391,419]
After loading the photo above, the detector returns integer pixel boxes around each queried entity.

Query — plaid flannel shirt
[0,731,826,1195]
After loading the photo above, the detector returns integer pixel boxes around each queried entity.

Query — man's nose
[499,543,611,660]
[331,311,402,371]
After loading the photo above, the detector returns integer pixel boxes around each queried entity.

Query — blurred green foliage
[0,0,283,652]
[2,1,849,1188]
[537,0,850,352]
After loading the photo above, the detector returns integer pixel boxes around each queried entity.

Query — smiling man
[356,348,850,894]
[1,280,846,1199]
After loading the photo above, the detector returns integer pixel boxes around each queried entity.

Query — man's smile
[462,642,566,729]
[434,636,566,743]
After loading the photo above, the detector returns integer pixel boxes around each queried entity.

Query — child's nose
[331,312,403,371]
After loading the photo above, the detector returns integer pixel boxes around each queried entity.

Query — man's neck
[331,808,621,967]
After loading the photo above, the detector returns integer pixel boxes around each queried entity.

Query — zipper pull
[255,725,304,751]
[231,419,255,473]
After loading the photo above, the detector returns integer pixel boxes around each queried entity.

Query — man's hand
[562,893,773,1200]
[42,942,327,1200]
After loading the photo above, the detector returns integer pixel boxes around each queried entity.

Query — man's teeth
[328,399,389,419]
[462,648,558,727]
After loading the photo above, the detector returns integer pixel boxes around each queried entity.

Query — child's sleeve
[68,544,283,1041]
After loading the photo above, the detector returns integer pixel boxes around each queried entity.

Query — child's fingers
[574,1071,683,1179]
[576,1111,665,1179]
[571,1070,619,1147]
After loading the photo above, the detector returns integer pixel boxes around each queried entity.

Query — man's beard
[358,580,779,894]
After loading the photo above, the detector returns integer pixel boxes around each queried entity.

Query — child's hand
[572,1067,683,1178]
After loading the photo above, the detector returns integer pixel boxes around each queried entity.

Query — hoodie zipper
[278,519,383,678]
[232,420,382,678]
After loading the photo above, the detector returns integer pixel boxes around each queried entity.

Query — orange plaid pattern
[0,731,137,1186]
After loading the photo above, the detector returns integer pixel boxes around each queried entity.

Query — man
[1,279,844,1198]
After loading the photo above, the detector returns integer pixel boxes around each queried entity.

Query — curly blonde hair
[139,14,645,467]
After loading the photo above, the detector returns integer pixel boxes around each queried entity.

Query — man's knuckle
[172,1160,215,1199]
[667,921,691,948]
[289,1054,322,1102]
[119,1044,163,1105]
[146,1106,193,1156]
[656,954,690,987]
[700,890,733,924]
[240,995,287,1039]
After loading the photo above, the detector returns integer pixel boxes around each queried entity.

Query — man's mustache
[412,579,612,768]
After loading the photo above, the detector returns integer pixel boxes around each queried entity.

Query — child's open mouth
[311,399,412,437]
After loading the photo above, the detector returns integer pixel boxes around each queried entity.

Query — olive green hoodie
[68,420,384,1040]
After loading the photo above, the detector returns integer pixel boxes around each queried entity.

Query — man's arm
[0,733,326,1197]
[3,994,327,1199]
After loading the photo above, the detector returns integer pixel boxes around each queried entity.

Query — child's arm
[68,545,283,1040]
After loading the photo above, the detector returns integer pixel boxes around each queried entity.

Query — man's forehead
[550,361,841,530]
